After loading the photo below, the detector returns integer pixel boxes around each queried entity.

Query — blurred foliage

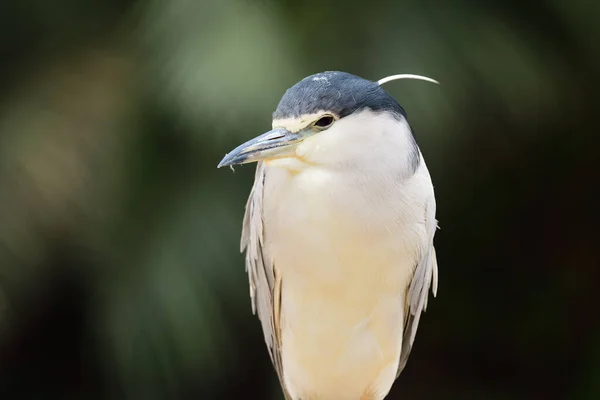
[0,0,597,399]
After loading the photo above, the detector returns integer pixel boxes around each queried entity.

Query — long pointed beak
[217,128,303,168]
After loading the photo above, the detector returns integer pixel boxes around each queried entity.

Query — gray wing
[241,162,291,400]
[396,194,439,377]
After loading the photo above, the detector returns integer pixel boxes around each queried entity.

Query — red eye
[314,115,334,129]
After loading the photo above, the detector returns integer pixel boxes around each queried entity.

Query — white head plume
[377,74,439,86]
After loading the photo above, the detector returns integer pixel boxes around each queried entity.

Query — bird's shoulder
[241,162,292,400]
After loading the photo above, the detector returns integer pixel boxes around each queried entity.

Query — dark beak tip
[218,152,246,169]
[217,154,232,169]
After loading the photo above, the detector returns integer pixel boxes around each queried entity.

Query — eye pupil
[315,116,334,128]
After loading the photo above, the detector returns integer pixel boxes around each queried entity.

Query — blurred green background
[0,0,597,399]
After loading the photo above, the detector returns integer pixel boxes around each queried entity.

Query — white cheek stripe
[273,111,334,133]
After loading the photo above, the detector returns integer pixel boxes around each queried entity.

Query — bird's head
[218,71,437,173]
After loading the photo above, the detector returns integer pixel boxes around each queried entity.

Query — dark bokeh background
[0,0,597,399]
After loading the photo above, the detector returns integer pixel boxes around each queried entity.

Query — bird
[218,71,439,400]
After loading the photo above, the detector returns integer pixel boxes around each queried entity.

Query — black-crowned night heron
[218,71,439,400]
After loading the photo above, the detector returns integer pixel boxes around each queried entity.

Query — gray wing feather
[241,162,292,400]
[396,194,439,377]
